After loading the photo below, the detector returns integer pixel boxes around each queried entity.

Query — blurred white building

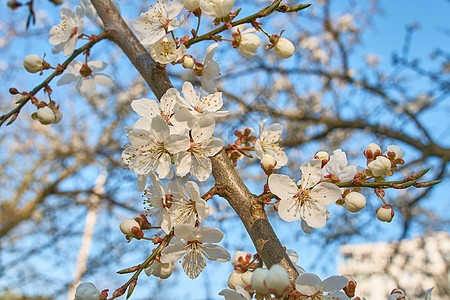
[338,232,449,300]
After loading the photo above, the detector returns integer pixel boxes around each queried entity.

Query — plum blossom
[176,81,230,121]
[273,37,295,59]
[269,159,341,228]
[49,3,84,56]
[255,119,288,169]
[57,60,114,99]
[376,204,394,222]
[145,260,174,279]
[174,117,224,181]
[195,43,220,93]
[122,115,190,179]
[343,192,366,213]
[295,273,349,300]
[166,180,209,226]
[130,88,189,134]
[199,0,234,18]
[23,54,50,73]
[322,149,357,182]
[143,172,172,233]
[133,0,185,46]
[149,37,186,64]
[160,224,230,279]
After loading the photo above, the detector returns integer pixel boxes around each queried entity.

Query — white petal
[202,244,230,262]
[160,242,186,263]
[174,224,197,241]
[76,78,96,98]
[277,197,301,222]
[311,182,342,206]
[165,134,190,154]
[198,226,224,243]
[156,153,173,179]
[191,156,212,181]
[174,152,192,177]
[57,73,78,86]
[268,174,298,200]
[151,115,170,142]
[131,98,160,118]
[182,246,206,279]
[295,273,322,295]
[92,74,114,87]
[322,275,348,292]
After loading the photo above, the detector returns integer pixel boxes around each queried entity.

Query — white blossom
[322,149,357,182]
[49,3,84,56]
[295,273,349,300]
[255,119,288,169]
[57,60,114,99]
[122,116,190,179]
[174,117,224,181]
[133,0,185,46]
[160,224,230,279]
[166,180,209,226]
[269,159,341,228]
[150,37,186,65]
[145,260,174,279]
[176,81,230,120]
[143,172,172,233]
[73,282,100,300]
[199,0,234,18]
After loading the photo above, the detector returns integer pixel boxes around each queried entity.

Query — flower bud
[238,30,261,58]
[264,264,289,297]
[344,192,366,213]
[228,270,245,289]
[145,261,174,279]
[182,55,195,69]
[7,0,21,10]
[119,218,141,237]
[232,250,249,266]
[23,55,48,73]
[74,282,100,300]
[261,154,276,175]
[315,150,330,167]
[274,37,295,59]
[364,143,381,158]
[388,288,406,300]
[251,268,269,295]
[376,204,394,222]
[386,145,403,160]
[37,107,55,125]
[368,156,392,177]
[241,271,253,286]
[53,109,63,124]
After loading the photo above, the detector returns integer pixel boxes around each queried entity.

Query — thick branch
[90,0,172,99]
[91,0,299,285]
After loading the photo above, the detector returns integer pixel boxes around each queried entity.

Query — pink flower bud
[368,156,391,177]
[274,37,295,59]
[386,145,403,160]
[344,192,366,213]
[376,205,394,222]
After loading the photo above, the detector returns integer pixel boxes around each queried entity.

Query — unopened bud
[344,192,366,213]
[376,204,394,222]
[251,268,269,295]
[228,270,245,289]
[119,218,142,238]
[273,37,295,59]
[7,0,21,9]
[315,151,330,167]
[53,109,63,124]
[364,143,381,158]
[264,264,290,297]
[37,106,55,125]
[74,282,100,300]
[386,145,403,160]
[24,55,48,73]
[9,88,19,94]
[182,55,195,69]
[368,156,391,177]
[261,154,276,175]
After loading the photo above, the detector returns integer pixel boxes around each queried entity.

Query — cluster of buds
[364,143,404,181]
[226,127,256,166]
[32,103,62,125]
[250,264,290,299]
